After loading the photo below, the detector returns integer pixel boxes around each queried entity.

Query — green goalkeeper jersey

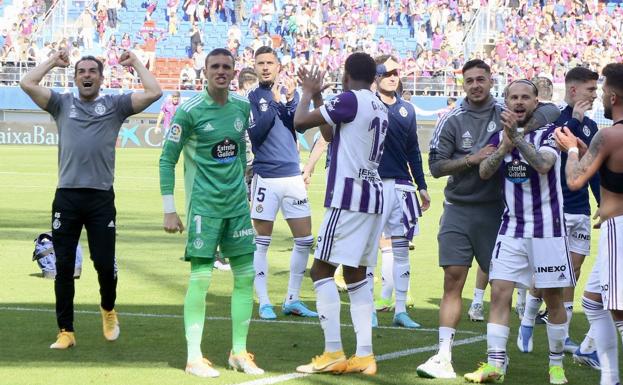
[159,90,251,218]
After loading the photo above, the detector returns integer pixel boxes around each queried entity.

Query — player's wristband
[162,195,176,214]
[568,147,579,155]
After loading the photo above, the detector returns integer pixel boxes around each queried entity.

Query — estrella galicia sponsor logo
[535,265,567,273]
[505,159,531,184]
[211,138,238,163]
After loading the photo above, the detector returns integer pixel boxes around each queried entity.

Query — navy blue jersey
[556,104,601,215]
[377,94,427,190]
[247,84,301,178]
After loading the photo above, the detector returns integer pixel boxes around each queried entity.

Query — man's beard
[604,105,613,120]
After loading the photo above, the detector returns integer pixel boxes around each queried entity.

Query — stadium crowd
[1,0,622,94]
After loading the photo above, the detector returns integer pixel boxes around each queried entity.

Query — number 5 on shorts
[256,187,266,202]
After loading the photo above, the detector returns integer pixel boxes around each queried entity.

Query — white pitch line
[0,306,480,335]
[233,334,487,385]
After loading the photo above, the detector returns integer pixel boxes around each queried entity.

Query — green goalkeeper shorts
[185,213,256,260]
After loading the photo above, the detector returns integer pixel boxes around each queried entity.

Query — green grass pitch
[0,146,602,385]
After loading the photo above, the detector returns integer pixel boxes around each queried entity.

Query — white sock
[579,325,596,353]
[392,238,410,314]
[563,301,574,339]
[582,296,619,385]
[486,323,509,368]
[285,235,313,304]
[380,247,394,300]
[516,288,527,305]
[253,235,271,306]
[547,322,566,367]
[616,320,623,345]
[438,326,455,361]
[521,293,543,327]
[365,266,375,297]
[473,288,485,306]
[347,279,373,356]
[314,277,342,353]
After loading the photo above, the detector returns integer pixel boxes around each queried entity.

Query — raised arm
[20,50,69,110]
[555,127,607,191]
[294,66,331,139]
[119,50,162,114]
[502,111,556,174]
[480,133,513,179]
[247,88,279,146]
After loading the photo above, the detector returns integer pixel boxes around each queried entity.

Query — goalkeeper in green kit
[159,48,263,378]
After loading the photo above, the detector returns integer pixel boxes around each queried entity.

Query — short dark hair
[462,59,491,75]
[344,52,376,84]
[565,66,599,84]
[602,63,623,94]
[205,48,235,68]
[254,46,277,58]
[74,55,104,76]
[447,97,457,105]
[238,67,258,88]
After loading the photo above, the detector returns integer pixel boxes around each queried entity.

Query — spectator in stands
[106,0,120,29]
[179,61,196,89]
[184,0,198,25]
[192,44,206,80]
[76,9,95,50]
[139,30,165,71]
[189,23,202,58]
[121,33,132,50]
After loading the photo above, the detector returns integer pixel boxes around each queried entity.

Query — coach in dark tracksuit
[20,49,161,349]
[416,60,561,379]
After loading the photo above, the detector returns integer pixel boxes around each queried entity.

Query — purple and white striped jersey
[489,124,566,238]
[319,89,389,214]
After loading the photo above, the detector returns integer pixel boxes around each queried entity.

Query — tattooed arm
[502,110,556,174]
[430,144,496,177]
[480,133,513,180]
[556,127,608,191]
[511,135,557,174]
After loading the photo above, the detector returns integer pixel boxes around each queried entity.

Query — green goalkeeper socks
[230,253,254,355]
[184,257,214,362]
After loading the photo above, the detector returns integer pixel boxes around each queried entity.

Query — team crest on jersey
[94,103,106,115]
[399,106,408,117]
[256,204,263,213]
[212,138,238,163]
[193,239,204,249]
[487,121,497,132]
[259,98,269,112]
[582,125,591,137]
[167,124,182,143]
[234,118,244,132]
[461,131,474,149]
